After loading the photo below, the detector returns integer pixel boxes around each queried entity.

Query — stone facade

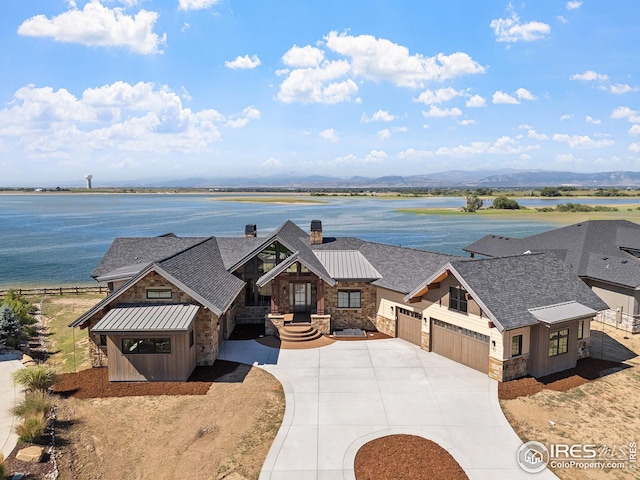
[500,354,530,381]
[87,315,108,368]
[577,338,590,360]
[373,314,396,338]
[421,331,430,351]
[325,281,377,331]
[488,357,503,382]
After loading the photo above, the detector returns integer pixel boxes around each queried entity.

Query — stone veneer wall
[373,314,396,338]
[325,281,377,331]
[421,331,430,351]
[497,354,530,382]
[577,338,590,360]
[87,314,108,368]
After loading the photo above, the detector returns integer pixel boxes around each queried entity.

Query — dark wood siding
[431,318,490,373]
[528,321,579,378]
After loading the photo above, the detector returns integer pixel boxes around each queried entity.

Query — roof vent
[245,224,257,238]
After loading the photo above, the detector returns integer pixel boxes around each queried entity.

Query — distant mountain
[15,169,640,189]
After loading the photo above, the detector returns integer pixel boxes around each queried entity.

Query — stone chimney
[310,219,323,245]
[245,224,257,238]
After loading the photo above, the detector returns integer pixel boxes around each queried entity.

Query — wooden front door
[290,282,311,312]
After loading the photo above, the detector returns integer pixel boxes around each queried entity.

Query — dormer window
[448,286,468,313]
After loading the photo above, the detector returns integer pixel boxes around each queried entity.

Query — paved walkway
[0,351,24,459]
[219,338,558,480]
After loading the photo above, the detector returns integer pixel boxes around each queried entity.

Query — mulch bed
[51,360,247,399]
[4,439,55,480]
[354,434,468,480]
[498,357,626,400]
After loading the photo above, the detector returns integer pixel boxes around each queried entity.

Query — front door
[290,282,311,312]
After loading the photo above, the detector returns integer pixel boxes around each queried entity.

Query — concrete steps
[278,324,323,342]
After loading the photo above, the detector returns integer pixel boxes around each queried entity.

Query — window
[99,334,107,347]
[146,289,172,299]
[189,330,194,348]
[549,329,569,357]
[337,290,361,309]
[448,286,468,313]
[511,334,523,357]
[577,320,584,340]
[121,338,171,354]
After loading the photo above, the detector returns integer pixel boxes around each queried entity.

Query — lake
[1,193,638,287]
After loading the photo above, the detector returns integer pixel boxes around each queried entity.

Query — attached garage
[430,318,490,373]
[397,308,422,346]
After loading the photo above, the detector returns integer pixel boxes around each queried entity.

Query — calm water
[1,193,638,287]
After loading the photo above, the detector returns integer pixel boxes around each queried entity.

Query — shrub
[12,365,57,392]
[16,414,46,443]
[13,391,53,418]
[492,196,520,210]
[0,304,21,346]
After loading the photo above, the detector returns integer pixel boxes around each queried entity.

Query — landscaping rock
[15,446,44,463]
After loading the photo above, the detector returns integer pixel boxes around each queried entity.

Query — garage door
[397,308,422,346]
[431,318,489,373]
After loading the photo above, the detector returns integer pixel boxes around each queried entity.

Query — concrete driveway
[0,351,24,459]
[219,337,558,480]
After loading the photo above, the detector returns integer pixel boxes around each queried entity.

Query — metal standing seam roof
[314,250,382,280]
[92,304,200,333]
[528,301,597,325]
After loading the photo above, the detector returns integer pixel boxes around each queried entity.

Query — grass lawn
[41,294,105,373]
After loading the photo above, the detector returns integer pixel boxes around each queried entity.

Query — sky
[2,0,640,186]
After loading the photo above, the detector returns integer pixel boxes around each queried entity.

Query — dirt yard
[501,320,640,480]
[52,363,284,480]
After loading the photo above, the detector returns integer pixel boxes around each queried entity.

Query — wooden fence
[0,285,109,297]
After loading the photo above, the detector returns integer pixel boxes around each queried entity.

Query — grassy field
[41,294,105,373]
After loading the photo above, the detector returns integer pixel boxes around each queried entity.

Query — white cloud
[361,110,396,123]
[490,7,550,43]
[458,119,476,126]
[570,70,609,82]
[515,88,535,100]
[225,106,260,128]
[557,16,568,24]
[610,83,638,94]
[492,91,520,104]
[277,60,357,104]
[566,1,583,10]
[466,95,486,107]
[319,128,340,142]
[377,128,391,140]
[556,153,582,164]
[528,129,548,140]
[225,54,261,69]
[611,106,640,123]
[178,0,221,10]
[629,125,640,136]
[560,114,573,121]
[18,0,166,54]
[282,45,325,68]
[630,143,640,153]
[0,82,226,157]
[225,118,249,128]
[552,133,615,148]
[414,87,462,105]
[422,106,462,117]
[242,106,260,120]
[585,116,601,125]
[260,157,283,169]
[323,150,388,168]
[324,31,485,87]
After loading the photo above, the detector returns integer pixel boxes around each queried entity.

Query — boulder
[15,446,44,463]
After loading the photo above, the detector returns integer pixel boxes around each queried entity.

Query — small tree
[539,187,562,197]
[0,305,21,347]
[462,192,483,212]
[492,196,520,210]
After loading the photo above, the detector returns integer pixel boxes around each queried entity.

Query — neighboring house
[71,220,606,382]
[464,220,640,332]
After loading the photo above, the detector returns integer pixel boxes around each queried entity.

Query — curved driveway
[219,337,558,480]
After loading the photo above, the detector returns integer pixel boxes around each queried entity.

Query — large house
[72,220,606,382]
[464,220,640,333]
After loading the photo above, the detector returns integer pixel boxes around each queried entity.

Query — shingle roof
[464,220,640,288]
[440,253,608,331]
[92,304,199,332]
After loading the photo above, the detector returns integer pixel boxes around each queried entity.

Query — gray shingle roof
[445,253,608,331]
[464,220,640,288]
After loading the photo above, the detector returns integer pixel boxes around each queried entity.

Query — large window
[578,320,584,340]
[511,334,523,357]
[122,338,171,354]
[448,286,468,313]
[337,290,361,309]
[549,329,569,357]
[146,289,172,300]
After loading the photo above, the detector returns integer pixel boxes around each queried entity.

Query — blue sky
[2,0,640,186]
